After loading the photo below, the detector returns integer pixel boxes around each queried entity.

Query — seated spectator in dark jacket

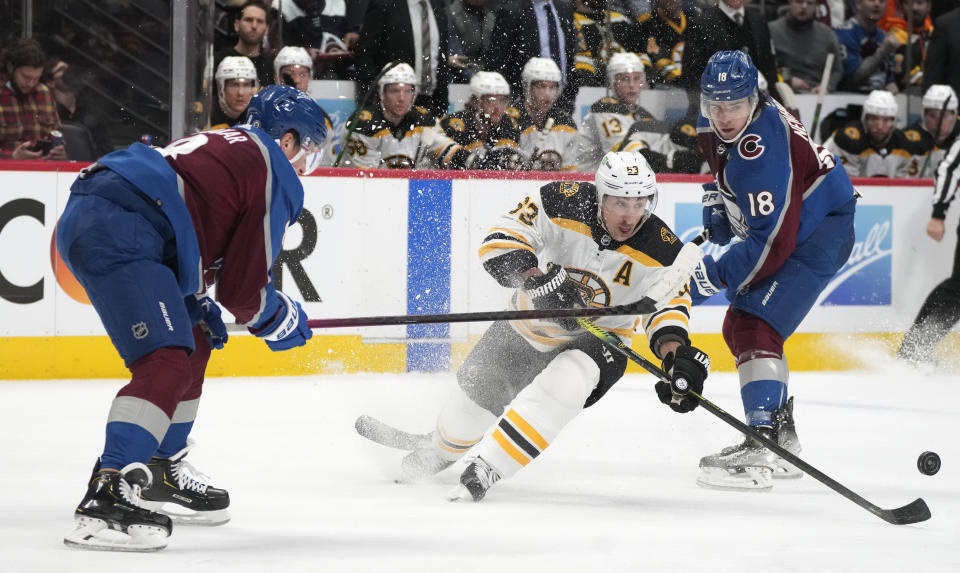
[447,0,499,82]
[769,0,844,94]
[0,38,66,160]
[215,0,274,87]
[43,58,113,157]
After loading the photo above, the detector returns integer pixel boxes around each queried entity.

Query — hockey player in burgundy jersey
[56,86,325,551]
[692,51,857,491]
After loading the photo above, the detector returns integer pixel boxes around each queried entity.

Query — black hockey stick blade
[355,415,427,451]
[577,318,932,526]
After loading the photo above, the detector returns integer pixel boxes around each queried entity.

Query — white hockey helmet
[922,84,958,112]
[470,71,511,98]
[216,56,258,107]
[595,151,659,232]
[861,89,898,122]
[274,46,313,77]
[606,52,646,84]
[521,57,562,87]
[378,62,419,94]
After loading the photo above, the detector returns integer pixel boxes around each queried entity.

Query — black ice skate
[697,397,803,491]
[64,462,173,552]
[447,457,501,502]
[399,433,454,482]
[139,444,230,526]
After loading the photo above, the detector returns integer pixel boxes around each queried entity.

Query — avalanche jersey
[897,120,960,179]
[822,120,910,177]
[478,180,692,353]
[344,105,467,169]
[93,126,303,327]
[511,105,579,171]
[577,97,642,172]
[697,97,857,293]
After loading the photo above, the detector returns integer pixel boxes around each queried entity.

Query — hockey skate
[139,444,230,526]
[447,457,501,502]
[64,462,172,552]
[399,433,454,482]
[697,397,803,491]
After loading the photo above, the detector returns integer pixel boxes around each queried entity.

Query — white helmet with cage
[216,56,258,108]
[521,57,562,88]
[861,90,898,122]
[469,71,511,98]
[378,62,419,96]
[595,151,658,234]
[606,52,646,84]
[274,46,313,77]
[922,84,958,112]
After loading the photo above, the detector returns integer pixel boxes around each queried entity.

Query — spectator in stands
[0,38,66,160]
[210,56,259,130]
[824,89,907,177]
[899,84,958,177]
[343,0,371,51]
[682,0,780,101]
[274,45,313,91]
[354,0,450,118]
[576,51,648,171]
[922,6,960,98]
[447,0,499,82]
[878,0,933,89]
[836,0,900,93]
[570,0,636,89]
[622,0,702,88]
[342,62,472,169]
[769,0,844,94]
[483,0,577,110]
[215,1,274,88]
[42,57,112,157]
[609,0,649,20]
[513,57,578,171]
[440,71,524,170]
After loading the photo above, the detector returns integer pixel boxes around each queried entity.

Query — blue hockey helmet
[700,51,758,102]
[244,85,329,174]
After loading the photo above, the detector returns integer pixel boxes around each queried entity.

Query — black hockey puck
[917,451,941,476]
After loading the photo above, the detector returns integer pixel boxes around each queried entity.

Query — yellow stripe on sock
[504,409,549,450]
[492,428,531,466]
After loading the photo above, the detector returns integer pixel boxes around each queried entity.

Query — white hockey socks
[475,350,599,479]
[433,384,498,462]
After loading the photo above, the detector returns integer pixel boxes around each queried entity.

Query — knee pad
[722,308,784,365]
[533,349,601,408]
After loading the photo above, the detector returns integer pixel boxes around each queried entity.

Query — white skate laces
[171,459,212,494]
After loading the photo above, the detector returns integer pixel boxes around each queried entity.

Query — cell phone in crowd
[31,139,53,155]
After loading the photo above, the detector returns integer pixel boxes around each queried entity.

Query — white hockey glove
[645,241,703,310]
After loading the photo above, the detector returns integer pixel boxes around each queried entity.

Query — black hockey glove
[656,345,710,413]
[523,263,587,331]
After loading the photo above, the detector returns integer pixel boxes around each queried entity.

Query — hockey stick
[919,96,951,178]
[355,414,428,450]
[577,319,932,525]
[809,53,835,143]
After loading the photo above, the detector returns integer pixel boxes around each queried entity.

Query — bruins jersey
[478,180,692,353]
[898,120,960,179]
[343,106,468,169]
[625,8,699,86]
[572,10,641,87]
[577,96,639,172]
[440,109,523,169]
[511,105,579,171]
[614,113,705,174]
[823,121,911,178]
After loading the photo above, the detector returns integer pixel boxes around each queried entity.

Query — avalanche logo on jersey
[565,267,612,308]
[738,134,765,160]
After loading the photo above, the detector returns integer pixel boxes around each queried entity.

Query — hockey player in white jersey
[823,89,908,178]
[577,51,656,172]
[342,63,473,169]
[898,85,959,178]
[512,57,579,171]
[694,51,857,491]
[440,71,524,170]
[399,152,711,501]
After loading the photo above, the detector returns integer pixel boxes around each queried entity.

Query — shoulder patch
[359,110,372,121]
[843,125,861,140]
[559,181,581,197]
[414,106,429,115]
[505,106,520,118]
[680,123,697,137]
[660,227,678,244]
[904,129,922,142]
[447,117,466,132]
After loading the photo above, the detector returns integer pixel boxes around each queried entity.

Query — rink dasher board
[0,166,956,378]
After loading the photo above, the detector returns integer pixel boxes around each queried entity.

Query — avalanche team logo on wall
[673,203,892,306]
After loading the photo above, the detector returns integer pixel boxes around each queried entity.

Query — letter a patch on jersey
[613,260,633,286]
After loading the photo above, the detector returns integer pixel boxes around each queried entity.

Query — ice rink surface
[2,359,958,572]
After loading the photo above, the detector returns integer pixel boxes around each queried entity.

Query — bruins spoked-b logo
[564,267,612,308]
[131,322,149,339]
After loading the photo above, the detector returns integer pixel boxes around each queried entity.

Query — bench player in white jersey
[897,85,959,178]
[343,63,472,169]
[823,89,909,178]
[511,57,579,171]
[576,51,656,172]
[399,152,711,501]
[440,71,524,170]
[272,45,338,170]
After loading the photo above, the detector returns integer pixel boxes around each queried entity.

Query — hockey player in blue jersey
[57,86,326,551]
[692,51,857,490]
